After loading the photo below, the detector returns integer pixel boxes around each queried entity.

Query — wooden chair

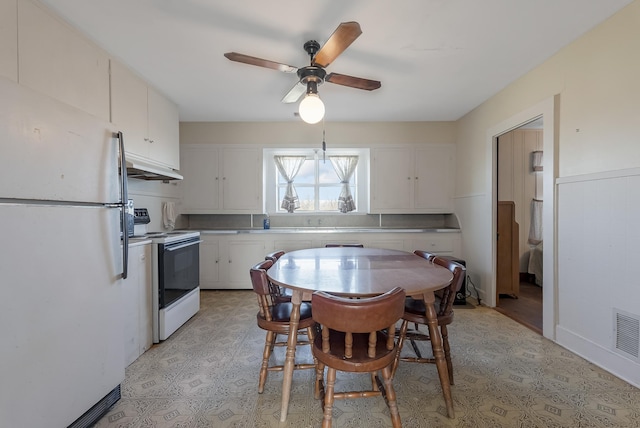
[264,250,285,262]
[264,250,292,301]
[392,256,465,386]
[324,243,364,247]
[413,249,437,261]
[249,259,317,393]
[312,287,406,428]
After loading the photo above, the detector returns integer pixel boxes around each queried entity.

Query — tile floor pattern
[95,291,640,428]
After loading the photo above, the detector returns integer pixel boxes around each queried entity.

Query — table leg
[280,289,302,422]
[423,291,455,418]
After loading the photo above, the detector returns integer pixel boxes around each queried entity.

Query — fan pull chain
[322,118,326,163]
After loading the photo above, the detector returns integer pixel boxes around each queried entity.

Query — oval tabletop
[267,247,454,297]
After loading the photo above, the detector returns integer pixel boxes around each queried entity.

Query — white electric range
[134,227,202,342]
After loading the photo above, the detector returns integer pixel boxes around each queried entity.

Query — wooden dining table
[267,247,455,422]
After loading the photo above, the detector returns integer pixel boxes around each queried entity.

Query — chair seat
[257,301,315,331]
[313,330,396,373]
[403,296,454,325]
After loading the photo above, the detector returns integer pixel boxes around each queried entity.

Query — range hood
[125,156,183,181]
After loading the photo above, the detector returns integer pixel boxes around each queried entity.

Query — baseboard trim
[556,326,640,388]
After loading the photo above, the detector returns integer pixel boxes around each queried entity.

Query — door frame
[487,95,558,340]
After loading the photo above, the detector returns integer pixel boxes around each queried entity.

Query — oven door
[158,239,200,309]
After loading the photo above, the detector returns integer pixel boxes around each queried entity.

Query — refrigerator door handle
[116,131,129,279]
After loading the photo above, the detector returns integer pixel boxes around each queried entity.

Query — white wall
[454,0,640,386]
[127,179,182,232]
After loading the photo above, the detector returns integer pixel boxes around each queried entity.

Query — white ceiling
[40,0,633,123]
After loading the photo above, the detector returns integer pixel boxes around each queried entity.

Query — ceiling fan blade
[312,21,362,68]
[281,81,307,103]
[325,72,381,91]
[224,52,298,73]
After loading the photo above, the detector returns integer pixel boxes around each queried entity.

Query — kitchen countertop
[199,228,460,234]
[127,237,152,247]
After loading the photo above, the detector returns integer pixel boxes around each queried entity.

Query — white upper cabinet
[181,145,220,212]
[370,145,455,213]
[147,86,180,168]
[110,59,180,170]
[180,145,262,214]
[221,148,262,211]
[110,60,148,156]
[370,147,414,212]
[0,0,17,82]
[414,146,455,212]
[17,0,110,121]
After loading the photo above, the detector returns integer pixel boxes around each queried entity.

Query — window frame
[263,148,369,214]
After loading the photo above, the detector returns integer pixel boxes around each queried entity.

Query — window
[264,148,369,214]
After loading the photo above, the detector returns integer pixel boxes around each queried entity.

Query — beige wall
[180,121,456,147]
[455,0,640,386]
[457,1,640,191]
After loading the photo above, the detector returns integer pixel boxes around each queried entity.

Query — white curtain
[274,156,306,213]
[329,156,358,213]
[528,199,543,245]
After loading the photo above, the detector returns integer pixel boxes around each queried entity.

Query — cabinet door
[0,0,17,81]
[411,234,455,255]
[110,60,149,158]
[414,145,455,212]
[221,148,262,212]
[148,86,180,169]
[225,239,266,289]
[180,145,220,213]
[122,245,142,367]
[18,0,110,120]
[365,238,405,251]
[199,236,220,289]
[137,245,152,356]
[370,147,413,213]
[272,238,313,252]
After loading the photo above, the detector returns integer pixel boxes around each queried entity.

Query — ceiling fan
[224,21,381,123]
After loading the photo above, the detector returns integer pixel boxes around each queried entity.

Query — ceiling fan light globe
[299,94,325,124]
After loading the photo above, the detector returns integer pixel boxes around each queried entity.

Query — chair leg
[258,330,275,393]
[315,362,325,400]
[380,365,402,428]
[391,319,409,378]
[322,367,336,428]
[441,325,454,385]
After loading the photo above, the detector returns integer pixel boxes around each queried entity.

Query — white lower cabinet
[410,233,460,256]
[122,244,152,367]
[225,238,268,289]
[200,231,460,289]
[199,236,220,289]
[199,234,267,289]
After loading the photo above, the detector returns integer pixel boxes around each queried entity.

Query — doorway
[486,95,557,340]
[495,119,543,334]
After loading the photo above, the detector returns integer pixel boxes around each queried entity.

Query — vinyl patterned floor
[95,290,640,427]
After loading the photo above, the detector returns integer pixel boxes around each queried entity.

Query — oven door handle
[165,240,203,252]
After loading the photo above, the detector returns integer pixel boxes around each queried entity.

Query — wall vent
[613,309,640,362]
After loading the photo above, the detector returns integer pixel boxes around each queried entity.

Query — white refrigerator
[0,77,128,427]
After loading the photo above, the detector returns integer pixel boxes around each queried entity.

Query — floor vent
[613,309,640,362]
[68,385,121,428]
